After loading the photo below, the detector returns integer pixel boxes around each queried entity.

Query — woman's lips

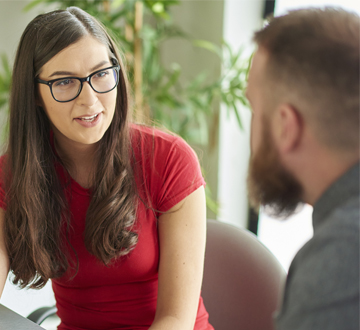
[74,112,102,128]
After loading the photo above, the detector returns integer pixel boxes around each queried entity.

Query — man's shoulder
[292,201,359,297]
[277,202,359,329]
[324,195,360,232]
[293,218,359,288]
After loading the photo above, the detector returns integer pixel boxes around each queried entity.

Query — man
[246,7,359,330]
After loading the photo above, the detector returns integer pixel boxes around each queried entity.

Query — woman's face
[37,35,117,150]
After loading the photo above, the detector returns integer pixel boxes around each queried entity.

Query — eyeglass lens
[52,67,118,102]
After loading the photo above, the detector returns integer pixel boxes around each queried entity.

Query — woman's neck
[54,134,98,189]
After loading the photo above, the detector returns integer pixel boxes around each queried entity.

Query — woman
[0,7,213,330]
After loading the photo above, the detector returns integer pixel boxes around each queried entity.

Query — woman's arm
[149,186,207,330]
[0,208,10,299]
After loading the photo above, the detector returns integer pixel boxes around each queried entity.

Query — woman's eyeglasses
[35,64,120,103]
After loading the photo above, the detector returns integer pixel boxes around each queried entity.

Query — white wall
[217,0,263,227]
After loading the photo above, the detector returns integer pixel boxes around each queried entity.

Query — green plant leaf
[152,2,164,13]
[193,39,222,57]
[232,101,243,130]
[246,52,254,81]
[204,177,219,214]
[111,0,126,9]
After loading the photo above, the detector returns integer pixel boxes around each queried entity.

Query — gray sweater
[276,163,360,330]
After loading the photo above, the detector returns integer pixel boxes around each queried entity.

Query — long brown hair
[3,7,138,289]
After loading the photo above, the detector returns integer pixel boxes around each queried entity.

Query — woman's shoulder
[130,123,180,145]
[129,123,194,156]
[129,123,201,174]
[129,124,204,213]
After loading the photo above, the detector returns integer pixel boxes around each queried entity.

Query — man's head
[246,8,359,216]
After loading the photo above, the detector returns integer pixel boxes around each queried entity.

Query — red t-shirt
[0,124,213,330]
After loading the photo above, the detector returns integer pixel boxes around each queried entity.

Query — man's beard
[247,124,304,218]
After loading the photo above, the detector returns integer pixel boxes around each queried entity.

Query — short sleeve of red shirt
[130,124,205,215]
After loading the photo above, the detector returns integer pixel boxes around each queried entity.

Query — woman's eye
[54,79,74,87]
[94,70,109,79]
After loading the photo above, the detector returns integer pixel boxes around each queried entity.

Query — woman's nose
[76,81,97,106]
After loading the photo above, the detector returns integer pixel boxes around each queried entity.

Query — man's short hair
[253,7,359,152]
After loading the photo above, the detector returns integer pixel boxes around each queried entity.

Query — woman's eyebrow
[48,60,110,78]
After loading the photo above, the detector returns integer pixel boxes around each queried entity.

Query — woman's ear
[272,103,303,155]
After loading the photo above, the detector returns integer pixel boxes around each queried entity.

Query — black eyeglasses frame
[35,64,121,103]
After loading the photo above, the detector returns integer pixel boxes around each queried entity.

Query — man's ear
[272,103,303,154]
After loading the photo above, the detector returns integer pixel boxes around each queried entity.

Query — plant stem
[134,1,144,123]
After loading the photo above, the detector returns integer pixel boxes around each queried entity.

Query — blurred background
[0,1,359,328]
